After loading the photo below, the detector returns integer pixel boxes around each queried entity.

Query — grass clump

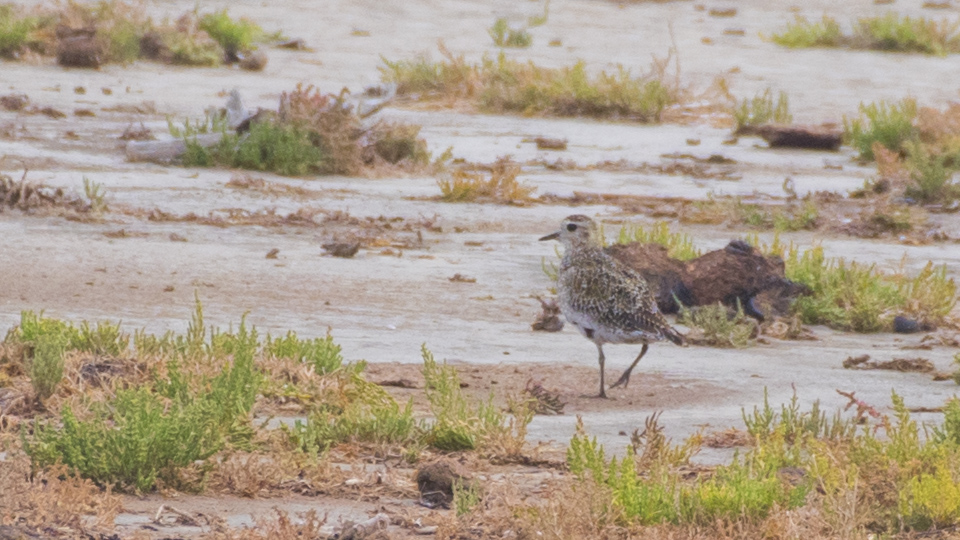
[770,15,843,48]
[0,5,37,57]
[566,411,803,527]
[903,142,960,203]
[678,302,757,348]
[616,221,700,260]
[28,332,66,401]
[198,9,264,59]
[761,241,957,332]
[854,13,960,56]
[381,48,682,123]
[489,18,532,48]
[733,88,792,132]
[546,391,960,535]
[175,84,431,177]
[0,2,280,67]
[264,331,344,375]
[844,98,918,160]
[421,345,505,451]
[10,311,129,357]
[23,309,261,492]
[289,374,417,455]
[438,158,535,203]
[772,13,960,55]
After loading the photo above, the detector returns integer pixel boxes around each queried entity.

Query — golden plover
[540,214,684,398]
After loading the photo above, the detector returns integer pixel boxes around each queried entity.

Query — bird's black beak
[539,231,560,241]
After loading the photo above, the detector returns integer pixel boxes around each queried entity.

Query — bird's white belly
[562,307,655,345]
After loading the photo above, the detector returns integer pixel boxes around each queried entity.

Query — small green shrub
[779,244,956,332]
[265,331,343,374]
[488,18,532,48]
[181,122,325,176]
[0,5,36,57]
[854,13,960,56]
[290,376,416,453]
[198,9,264,58]
[454,479,484,517]
[616,222,700,260]
[904,142,960,203]
[11,311,128,357]
[83,177,108,214]
[844,99,918,160]
[26,318,261,492]
[771,15,843,48]
[27,390,225,492]
[733,88,792,132]
[567,417,807,526]
[166,31,223,66]
[421,345,505,451]
[29,332,66,401]
[678,302,756,348]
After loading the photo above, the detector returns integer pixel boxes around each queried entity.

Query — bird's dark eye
[566,223,578,232]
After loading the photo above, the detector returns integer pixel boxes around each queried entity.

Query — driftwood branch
[125,133,224,164]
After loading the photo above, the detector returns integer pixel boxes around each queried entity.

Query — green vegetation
[82,177,108,214]
[453,479,484,517]
[855,13,960,56]
[198,9,265,58]
[772,13,960,56]
[609,225,956,333]
[733,88,792,132]
[904,141,960,203]
[678,302,757,348]
[175,85,431,176]
[381,49,681,122]
[489,18,532,48]
[438,158,536,203]
[759,240,957,332]
[0,2,279,67]
[559,391,960,533]
[25,315,260,492]
[10,311,129,357]
[616,222,700,260]
[0,5,37,57]
[28,332,66,401]
[770,15,843,48]
[265,331,343,375]
[844,98,918,160]
[9,301,960,537]
[289,374,417,454]
[846,98,960,207]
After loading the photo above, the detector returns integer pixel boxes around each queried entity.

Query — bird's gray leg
[610,343,648,389]
[585,343,608,399]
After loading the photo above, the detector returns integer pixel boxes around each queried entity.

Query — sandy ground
[4,0,960,535]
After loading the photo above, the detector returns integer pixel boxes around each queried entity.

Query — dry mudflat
[3,0,960,537]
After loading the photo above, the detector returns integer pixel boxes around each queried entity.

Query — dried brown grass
[438,158,536,204]
[0,454,122,532]
[225,174,317,199]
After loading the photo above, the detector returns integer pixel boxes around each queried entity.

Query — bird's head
[539,214,602,249]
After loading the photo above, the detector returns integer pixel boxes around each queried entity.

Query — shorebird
[540,215,684,398]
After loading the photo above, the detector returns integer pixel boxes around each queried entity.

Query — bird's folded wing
[564,262,670,334]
